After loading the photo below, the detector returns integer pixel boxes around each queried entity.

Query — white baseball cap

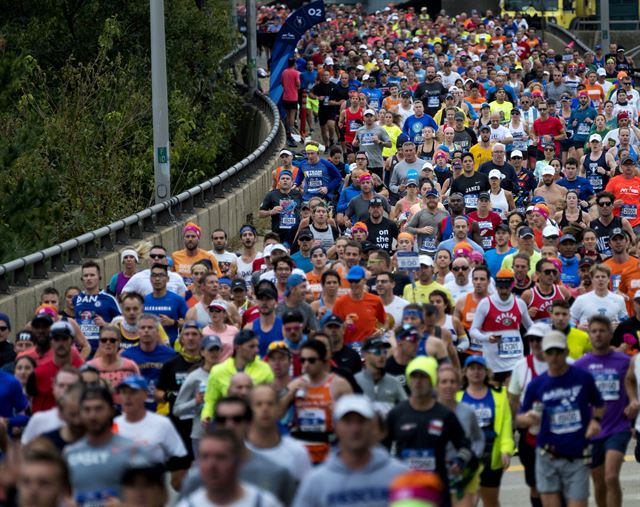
[334,394,374,420]
[511,150,523,158]
[542,225,560,238]
[419,255,434,267]
[542,330,568,351]
[597,68,607,76]
[488,169,504,179]
[589,133,602,143]
[541,165,555,176]
[364,109,376,116]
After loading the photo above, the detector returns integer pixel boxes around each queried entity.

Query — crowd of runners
[2,4,640,507]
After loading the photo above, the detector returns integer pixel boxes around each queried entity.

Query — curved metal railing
[0,38,283,293]
[545,22,592,54]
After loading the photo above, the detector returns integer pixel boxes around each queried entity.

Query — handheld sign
[396,251,420,271]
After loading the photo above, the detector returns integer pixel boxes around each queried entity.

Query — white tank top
[444,314,458,344]
[509,121,528,152]
[236,255,256,284]
[490,188,509,219]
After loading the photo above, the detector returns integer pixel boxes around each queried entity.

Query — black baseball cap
[298,228,314,240]
[369,196,384,207]
[282,309,304,324]
[362,337,392,351]
[231,279,247,292]
[518,226,535,239]
[322,314,344,327]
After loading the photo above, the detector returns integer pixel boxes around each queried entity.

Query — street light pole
[246,0,258,94]
[150,0,171,203]
[601,0,610,50]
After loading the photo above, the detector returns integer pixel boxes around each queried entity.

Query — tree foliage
[0,0,242,262]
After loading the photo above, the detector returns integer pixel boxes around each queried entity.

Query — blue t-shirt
[0,371,28,418]
[402,114,438,145]
[556,176,595,203]
[559,254,580,288]
[485,247,517,278]
[291,251,313,273]
[143,292,189,344]
[362,87,384,111]
[521,366,603,458]
[121,345,177,410]
[295,159,343,201]
[74,291,122,350]
[300,70,318,91]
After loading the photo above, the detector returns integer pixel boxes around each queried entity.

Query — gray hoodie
[292,447,407,507]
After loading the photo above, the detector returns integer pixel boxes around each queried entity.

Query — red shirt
[281,68,301,102]
[533,116,564,154]
[19,345,83,367]
[467,210,503,250]
[31,356,84,413]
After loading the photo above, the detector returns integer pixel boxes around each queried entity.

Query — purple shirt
[575,351,631,438]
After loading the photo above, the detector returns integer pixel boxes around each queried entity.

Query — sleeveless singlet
[509,121,528,152]
[490,188,509,219]
[461,294,482,355]
[309,224,335,249]
[292,374,336,464]
[419,141,435,162]
[559,208,585,229]
[344,107,364,144]
[592,216,624,256]
[236,255,256,284]
[193,302,211,328]
[582,150,609,193]
[480,297,525,372]
[252,316,284,356]
[528,285,564,323]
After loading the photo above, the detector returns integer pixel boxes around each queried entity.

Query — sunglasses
[149,253,166,259]
[511,156,522,159]
[598,201,612,207]
[100,338,118,344]
[452,266,469,272]
[367,348,388,356]
[215,415,246,424]
[300,356,320,364]
[209,307,225,313]
[539,108,548,112]
[0,326,8,331]
[284,324,303,332]
[542,269,558,275]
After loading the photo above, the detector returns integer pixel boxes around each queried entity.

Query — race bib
[498,335,522,359]
[612,274,621,292]
[549,405,582,434]
[298,408,327,433]
[588,175,603,191]
[577,123,590,136]
[482,236,493,249]
[465,194,478,209]
[402,448,436,471]
[349,119,362,131]
[360,132,376,146]
[620,204,637,219]
[473,405,493,428]
[594,371,620,401]
[427,96,439,108]
[421,236,437,252]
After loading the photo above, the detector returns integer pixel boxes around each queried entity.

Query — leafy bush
[0,0,242,262]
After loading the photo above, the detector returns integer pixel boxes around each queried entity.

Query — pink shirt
[281,68,301,102]
[203,324,239,361]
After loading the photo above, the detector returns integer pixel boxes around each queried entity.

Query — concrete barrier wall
[0,104,283,331]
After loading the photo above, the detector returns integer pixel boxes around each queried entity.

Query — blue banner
[269,0,326,108]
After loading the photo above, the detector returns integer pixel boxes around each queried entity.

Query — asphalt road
[499,452,640,506]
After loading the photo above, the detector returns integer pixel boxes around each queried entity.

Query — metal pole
[151,0,171,203]
[601,0,610,51]
[246,0,258,94]
[231,0,238,32]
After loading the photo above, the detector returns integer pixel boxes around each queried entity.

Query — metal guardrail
[545,22,592,53]
[0,38,283,294]
[574,20,640,31]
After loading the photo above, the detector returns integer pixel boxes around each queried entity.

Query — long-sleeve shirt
[295,159,343,201]
[173,366,210,440]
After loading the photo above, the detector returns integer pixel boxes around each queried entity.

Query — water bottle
[529,402,543,436]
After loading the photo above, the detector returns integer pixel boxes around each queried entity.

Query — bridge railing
[0,38,282,294]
